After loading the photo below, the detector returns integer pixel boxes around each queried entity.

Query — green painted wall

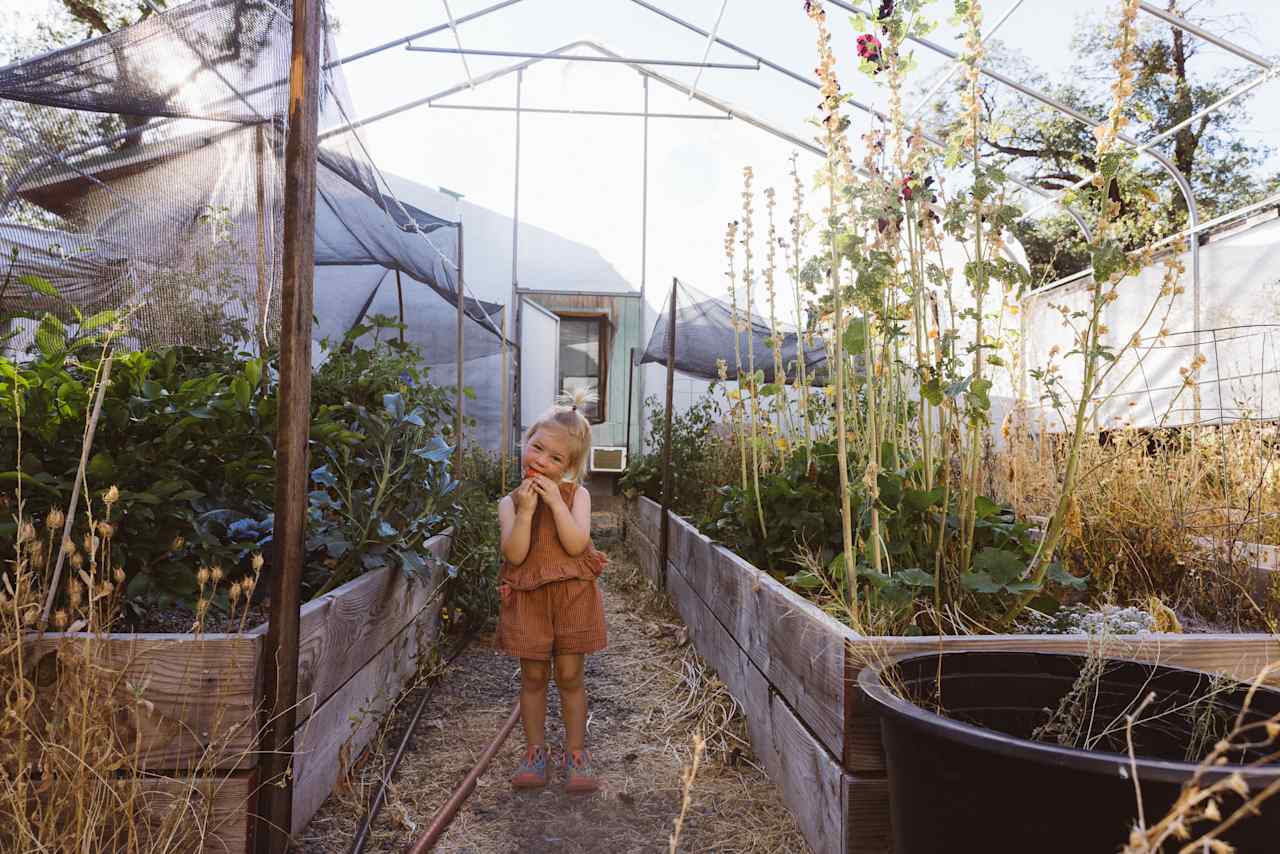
[523,292,643,454]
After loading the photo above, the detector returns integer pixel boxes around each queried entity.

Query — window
[558,314,607,423]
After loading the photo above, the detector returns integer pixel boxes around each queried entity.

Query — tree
[924,0,1279,283]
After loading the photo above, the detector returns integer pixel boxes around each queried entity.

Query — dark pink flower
[857,33,882,63]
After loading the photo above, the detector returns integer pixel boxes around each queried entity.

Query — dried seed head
[113,566,126,585]
[1203,798,1221,822]
[103,485,119,506]
[196,567,210,587]
[46,508,65,530]
[210,565,224,585]
[242,576,257,595]
[61,538,76,557]
[1265,720,1280,741]
[17,521,35,544]
[22,607,37,626]
[68,579,84,609]
[229,582,242,602]
[97,522,114,540]
[251,552,264,573]
[69,551,84,571]
[171,535,185,552]
[98,581,113,598]
[52,609,68,630]
[82,532,95,553]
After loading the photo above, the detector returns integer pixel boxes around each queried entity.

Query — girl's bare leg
[519,658,551,746]
[554,653,588,752]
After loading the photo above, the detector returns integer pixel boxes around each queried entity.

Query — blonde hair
[521,387,597,483]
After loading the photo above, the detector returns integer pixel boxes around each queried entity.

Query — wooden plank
[636,496,662,540]
[135,772,257,854]
[25,633,261,771]
[251,532,452,723]
[664,511,848,763]
[289,590,437,834]
[845,632,1280,772]
[767,682,847,854]
[626,519,661,587]
[758,569,854,764]
[843,772,891,854]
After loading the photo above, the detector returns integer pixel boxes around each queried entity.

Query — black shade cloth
[640,279,830,384]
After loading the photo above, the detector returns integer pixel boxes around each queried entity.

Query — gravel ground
[295,515,807,854]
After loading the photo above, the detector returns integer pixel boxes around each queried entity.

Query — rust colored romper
[495,481,608,661]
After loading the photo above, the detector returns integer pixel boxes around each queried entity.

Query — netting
[0,0,506,370]
[1021,215,1280,429]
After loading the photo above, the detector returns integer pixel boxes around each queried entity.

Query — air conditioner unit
[590,446,627,473]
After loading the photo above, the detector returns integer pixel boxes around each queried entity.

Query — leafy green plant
[619,393,735,525]
[0,302,460,618]
[307,393,458,597]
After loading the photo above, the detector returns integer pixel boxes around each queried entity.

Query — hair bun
[555,386,599,412]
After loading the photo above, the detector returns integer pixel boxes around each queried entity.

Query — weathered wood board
[289,594,426,834]
[288,536,449,833]
[666,554,851,853]
[663,509,852,764]
[25,632,261,771]
[135,772,257,854]
[253,531,452,723]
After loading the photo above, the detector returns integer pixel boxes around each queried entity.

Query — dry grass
[1122,666,1280,852]
[299,537,808,854]
[997,419,1280,631]
[0,490,270,853]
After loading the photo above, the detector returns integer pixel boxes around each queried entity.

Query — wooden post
[254,125,271,359]
[455,220,465,473]
[395,268,405,346]
[658,279,677,592]
[256,0,320,849]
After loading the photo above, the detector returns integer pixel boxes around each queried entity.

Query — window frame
[555,310,609,425]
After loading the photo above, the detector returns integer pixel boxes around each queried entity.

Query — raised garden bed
[23,530,453,853]
[625,497,1280,854]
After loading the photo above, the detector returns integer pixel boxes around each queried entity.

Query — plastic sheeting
[1021,214,1280,429]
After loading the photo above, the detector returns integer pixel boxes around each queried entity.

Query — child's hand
[513,479,538,513]
[529,474,565,508]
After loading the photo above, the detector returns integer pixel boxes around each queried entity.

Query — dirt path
[298,519,807,854]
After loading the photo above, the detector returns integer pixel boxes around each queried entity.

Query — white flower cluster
[1021,603,1157,636]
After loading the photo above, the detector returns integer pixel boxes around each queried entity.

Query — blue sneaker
[512,744,548,788]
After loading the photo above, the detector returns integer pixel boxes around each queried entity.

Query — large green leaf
[18,273,58,299]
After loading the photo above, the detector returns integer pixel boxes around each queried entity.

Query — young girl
[496,390,607,793]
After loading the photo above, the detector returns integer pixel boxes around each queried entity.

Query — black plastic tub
[858,650,1280,853]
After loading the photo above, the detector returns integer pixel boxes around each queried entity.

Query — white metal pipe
[1138,1,1274,70]
[440,0,475,90]
[689,0,731,99]
[907,0,1026,120]
[427,103,730,119]
[1019,63,1280,222]
[407,44,758,70]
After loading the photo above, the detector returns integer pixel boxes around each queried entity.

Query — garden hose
[346,624,477,854]
[405,701,522,854]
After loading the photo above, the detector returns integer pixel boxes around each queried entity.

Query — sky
[5,0,1280,324]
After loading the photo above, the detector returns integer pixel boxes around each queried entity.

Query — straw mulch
[296,515,807,854]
